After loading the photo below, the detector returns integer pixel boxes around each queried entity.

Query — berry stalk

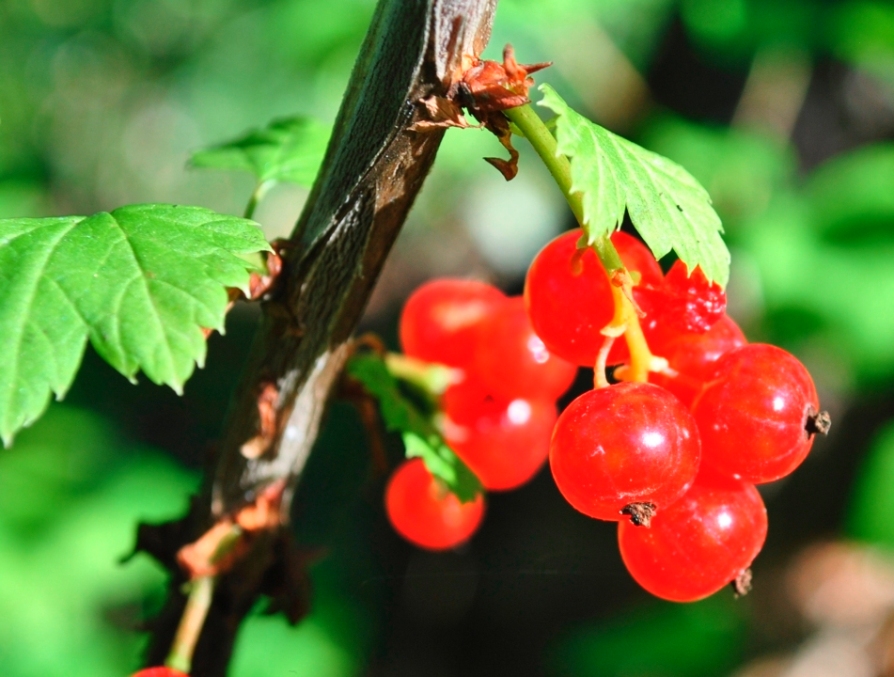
[504,104,653,383]
[163,520,247,673]
[166,575,215,674]
[504,105,604,260]
[243,179,273,220]
[383,352,460,396]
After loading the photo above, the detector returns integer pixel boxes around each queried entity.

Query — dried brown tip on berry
[806,408,831,436]
[733,568,753,598]
[621,502,656,527]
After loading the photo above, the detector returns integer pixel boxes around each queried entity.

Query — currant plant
[0,4,835,671]
[352,45,830,604]
[0,113,335,447]
[0,105,331,674]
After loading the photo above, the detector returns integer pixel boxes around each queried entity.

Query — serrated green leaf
[346,354,482,502]
[0,204,271,445]
[538,84,730,287]
[190,116,331,187]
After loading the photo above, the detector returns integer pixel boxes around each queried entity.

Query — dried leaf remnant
[416,44,550,180]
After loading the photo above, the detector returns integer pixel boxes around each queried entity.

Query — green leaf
[538,84,730,286]
[0,204,271,445]
[640,114,796,224]
[346,354,482,502]
[190,116,331,187]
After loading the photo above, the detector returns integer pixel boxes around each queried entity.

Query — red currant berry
[615,234,666,288]
[618,472,767,602]
[399,278,505,368]
[648,314,747,407]
[549,382,701,522]
[441,373,493,413]
[692,344,823,484]
[385,458,485,550]
[442,378,557,491]
[472,296,577,401]
[131,669,190,677]
[638,261,726,334]
[524,230,662,367]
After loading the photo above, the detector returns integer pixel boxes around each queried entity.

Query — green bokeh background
[2,0,894,675]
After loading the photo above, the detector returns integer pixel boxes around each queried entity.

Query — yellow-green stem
[244,179,273,220]
[166,575,216,674]
[505,104,652,383]
[384,352,459,395]
[620,297,652,382]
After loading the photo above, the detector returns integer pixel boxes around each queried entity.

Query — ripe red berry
[524,230,663,367]
[638,260,726,335]
[618,472,767,602]
[442,378,557,491]
[471,296,577,401]
[549,382,701,522]
[131,669,190,677]
[648,314,747,407]
[665,261,726,331]
[692,344,823,484]
[399,278,505,368]
[385,458,485,550]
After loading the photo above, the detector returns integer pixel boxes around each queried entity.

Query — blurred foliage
[0,404,374,677]
[548,596,747,677]
[2,0,894,676]
[189,115,331,189]
[640,117,796,225]
[0,406,198,676]
[680,0,819,61]
[847,421,894,549]
[680,0,894,75]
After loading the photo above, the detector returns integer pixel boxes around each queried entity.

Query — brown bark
[141,1,497,674]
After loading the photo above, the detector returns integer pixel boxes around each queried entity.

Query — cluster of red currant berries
[386,277,578,549]
[533,229,828,601]
[385,228,829,603]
